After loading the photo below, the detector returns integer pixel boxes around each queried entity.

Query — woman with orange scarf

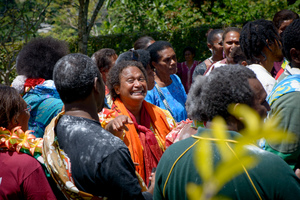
[99,60,175,185]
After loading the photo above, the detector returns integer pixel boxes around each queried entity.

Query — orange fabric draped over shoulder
[113,98,171,181]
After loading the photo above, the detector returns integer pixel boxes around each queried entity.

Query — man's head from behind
[53,53,105,111]
[187,65,269,130]
[283,19,300,68]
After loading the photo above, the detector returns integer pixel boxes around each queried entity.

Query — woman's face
[114,66,148,105]
[153,47,177,76]
[223,31,240,59]
[184,50,194,62]
[210,33,223,57]
[9,99,30,131]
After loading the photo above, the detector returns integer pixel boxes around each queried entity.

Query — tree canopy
[1,0,299,84]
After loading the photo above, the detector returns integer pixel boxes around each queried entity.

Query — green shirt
[154,127,300,200]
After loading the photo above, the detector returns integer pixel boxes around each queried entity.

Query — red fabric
[105,85,110,95]
[0,150,56,199]
[271,60,284,78]
[24,78,45,88]
[177,60,200,93]
[127,107,163,185]
[275,68,284,80]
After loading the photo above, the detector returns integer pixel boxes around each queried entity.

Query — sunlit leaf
[194,132,213,182]
[211,117,231,161]
[228,104,260,136]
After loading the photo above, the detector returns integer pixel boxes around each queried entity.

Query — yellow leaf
[213,154,258,191]
[194,132,213,182]
[211,117,231,161]
[186,183,203,200]
[228,104,260,136]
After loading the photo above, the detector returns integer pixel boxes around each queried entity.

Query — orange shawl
[113,98,172,182]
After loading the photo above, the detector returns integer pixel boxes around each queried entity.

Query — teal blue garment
[23,80,63,138]
[267,74,300,106]
[265,74,300,170]
[145,74,187,122]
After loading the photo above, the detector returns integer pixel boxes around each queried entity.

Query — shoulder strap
[155,84,175,117]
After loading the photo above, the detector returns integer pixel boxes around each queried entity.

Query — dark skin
[64,77,105,121]
[290,48,300,69]
[206,78,270,132]
[64,76,156,194]
[152,47,177,87]
[259,40,283,72]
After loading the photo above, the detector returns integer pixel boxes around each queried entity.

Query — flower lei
[0,126,43,156]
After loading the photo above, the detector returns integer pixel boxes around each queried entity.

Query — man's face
[248,78,270,119]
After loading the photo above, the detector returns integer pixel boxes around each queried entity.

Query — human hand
[105,115,133,138]
[147,172,156,195]
[295,168,300,179]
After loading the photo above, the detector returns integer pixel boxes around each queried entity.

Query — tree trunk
[78,0,105,54]
[78,0,89,54]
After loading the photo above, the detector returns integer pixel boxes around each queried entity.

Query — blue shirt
[145,74,187,122]
[23,80,63,138]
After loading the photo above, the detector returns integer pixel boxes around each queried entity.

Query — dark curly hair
[91,48,117,72]
[230,46,249,65]
[0,85,26,128]
[53,53,101,104]
[107,61,147,99]
[186,65,256,122]
[240,19,281,63]
[16,37,69,80]
[147,41,174,68]
[273,9,299,30]
[207,29,224,45]
[283,19,300,62]
[115,49,151,70]
[134,36,155,50]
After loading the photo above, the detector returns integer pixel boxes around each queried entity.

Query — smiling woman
[205,27,241,75]
[99,60,176,185]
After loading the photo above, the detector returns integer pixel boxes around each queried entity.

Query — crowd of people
[0,9,300,200]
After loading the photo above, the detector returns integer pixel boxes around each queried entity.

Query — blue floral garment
[267,74,300,106]
[23,80,63,138]
[145,74,187,122]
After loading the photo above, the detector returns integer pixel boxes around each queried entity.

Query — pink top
[0,150,56,199]
[177,60,200,93]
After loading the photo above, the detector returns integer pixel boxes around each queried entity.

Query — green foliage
[0,0,51,85]
[39,0,106,40]
[2,0,300,84]
[81,24,221,62]
[99,0,202,35]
